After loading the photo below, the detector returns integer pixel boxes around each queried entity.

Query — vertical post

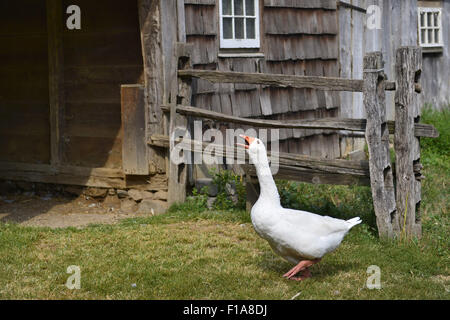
[121,85,149,175]
[46,0,64,167]
[167,44,192,206]
[394,47,423,239]
[363,52,397,239]
[138,0,168,174]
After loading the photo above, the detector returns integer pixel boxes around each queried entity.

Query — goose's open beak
[237,135,256,149]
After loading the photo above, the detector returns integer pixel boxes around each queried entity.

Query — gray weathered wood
[364,52,397,239]
[138,0,166,174]
[148,134,371,180]
[121,85,149,175]
[179,69,365,92]
[394,47,423,239]
[167,43,192,205]
[161,105,439,138]
[179,69,401,92]
[46,0,64,167]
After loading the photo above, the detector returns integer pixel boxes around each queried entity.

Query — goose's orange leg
[283,259,321,281]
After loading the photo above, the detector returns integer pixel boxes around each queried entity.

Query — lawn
[0,107,448,300]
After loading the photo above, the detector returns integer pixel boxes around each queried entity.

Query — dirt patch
[0,192,151,229]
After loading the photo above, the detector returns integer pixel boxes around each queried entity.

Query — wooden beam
[179,69,365,92]
[161,105,439,138]
[394,47,423,239]
[0,162,125,188]
[137,0,167,174]
[178,69,399,92]
[46,0,64,166]
[364,52,397,239]
[121,85,149,175]
[148,135,371,177]
[244,165,371,187]
[167,43,192,206]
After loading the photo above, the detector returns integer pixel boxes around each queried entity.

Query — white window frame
[418,7,443,48]
[219,0,260,49]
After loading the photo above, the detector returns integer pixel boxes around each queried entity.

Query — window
[418,7,443,48]
[219,0,260,49]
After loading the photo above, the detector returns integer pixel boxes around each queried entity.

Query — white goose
[239,135,361,281]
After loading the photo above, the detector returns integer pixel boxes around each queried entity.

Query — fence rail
[161,105,438,138]
[178,69,421,93]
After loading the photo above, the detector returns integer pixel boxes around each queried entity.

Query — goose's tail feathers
[346,217,362,229]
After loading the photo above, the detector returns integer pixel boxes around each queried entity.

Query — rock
[108,189,116,196]
[153,190,168,201]
[104,195,120,206]
[142,191,154,200]
[225,183,236,196]
[116,190,129,199]
[120,199,137,213]
[195,179,217,197]
[137,199,168,215]
[207,197,216,209]
[128,189,144,202]
[231,194,239,205]
[84,187,108,198]
[128,189,154,202]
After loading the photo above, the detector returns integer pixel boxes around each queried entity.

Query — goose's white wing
[279,208,354,237]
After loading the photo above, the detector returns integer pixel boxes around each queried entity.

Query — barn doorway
[0,0,145,189]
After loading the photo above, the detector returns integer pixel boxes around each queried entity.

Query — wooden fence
[149,44,438,240]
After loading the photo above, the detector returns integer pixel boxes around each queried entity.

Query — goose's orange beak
[237,135,256,149]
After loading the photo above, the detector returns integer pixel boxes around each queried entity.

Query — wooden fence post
[167,44,192,206]
[363,52,397,239]
[394,47,423,239]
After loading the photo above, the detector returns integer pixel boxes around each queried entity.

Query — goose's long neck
[253,153,281,207]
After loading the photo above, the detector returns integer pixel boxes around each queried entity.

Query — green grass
[0,108,448,300]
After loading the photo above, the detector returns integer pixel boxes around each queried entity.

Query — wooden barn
[0,0,447,213]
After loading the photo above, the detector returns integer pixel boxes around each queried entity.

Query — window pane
[245,0,255,16]
[435,29,439,44]
[427,12,433,27]
[420,13,425,27]
[434,12,439,27]
[234,0,243,15]
[421,29,426,45]
[428,29,433,44]
[222,0,232,15]
[235,18,244,39]
[246,18,256,39]
[223,18,233,39]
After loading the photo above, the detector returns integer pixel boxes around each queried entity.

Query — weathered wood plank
[46,0,64,166]
[0,162,125,188]
[160,105,439,137]
[179,69,398,92]
[138,0,166,174]
[121,85,149,175]
[364,52,397,239]
[394,47,423,239]
[179,69,364,92]
[167,43,192,205]
[245,165,370,187]
[148,134,371,177]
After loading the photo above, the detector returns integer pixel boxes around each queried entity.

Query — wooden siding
[61,0,144,169]
[422,0,450,108]
[185,0,341,156]
[0,1,50,164]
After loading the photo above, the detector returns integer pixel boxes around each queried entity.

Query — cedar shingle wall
[185,0,340,158]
